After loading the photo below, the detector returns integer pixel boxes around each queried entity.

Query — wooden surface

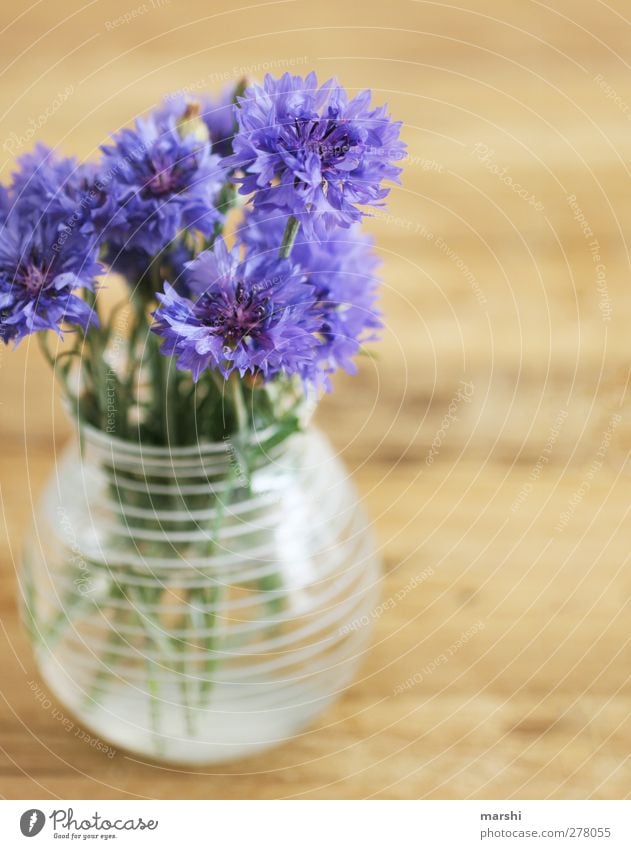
[2,0,631,799]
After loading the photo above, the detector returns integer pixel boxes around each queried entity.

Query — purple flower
[13,145,94,218]
[0,207,101,345]
[0,185,10,224]
[152,237,320,381]
[0,146,104,345]
[9,145,115,254]
[100,105,225,257]
[240,209,382,377]
[228,72,406,233]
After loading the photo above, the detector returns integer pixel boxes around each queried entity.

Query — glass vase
[19,424,381,764]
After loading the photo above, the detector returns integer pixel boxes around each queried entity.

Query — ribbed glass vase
[19,424,381,764]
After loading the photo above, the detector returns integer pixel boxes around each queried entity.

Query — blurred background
[1,0,631,799]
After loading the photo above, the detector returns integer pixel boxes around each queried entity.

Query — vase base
[35,639,373,765]
[23,428,384,765]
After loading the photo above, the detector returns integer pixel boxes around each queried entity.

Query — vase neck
[78,422,304,489]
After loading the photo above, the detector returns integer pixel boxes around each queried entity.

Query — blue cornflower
[229,72,406,233]
[240,209,382,378]
[12,144,99,222]
[152,237,320,381]
[0,207,101,345]
[100,104,225,257]
[0,185,10,224]
[10,146,125,289]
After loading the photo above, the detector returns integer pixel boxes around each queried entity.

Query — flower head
[229,72,405,234]
[240,208,382,377]
[152,237,320,381]
[8,145,116,258]
[0,146,105,345]
[0,206,101,345]
[100,104,225,257]
[0,185,10,224]
[12,144,94,218]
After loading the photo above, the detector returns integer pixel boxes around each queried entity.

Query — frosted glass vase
[19,425,381,764]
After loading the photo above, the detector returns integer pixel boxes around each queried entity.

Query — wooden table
[1,0,631,799]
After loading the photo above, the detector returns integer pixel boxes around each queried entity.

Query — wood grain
[1,0,631,799]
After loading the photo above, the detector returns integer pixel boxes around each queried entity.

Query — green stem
[229,374,248,436]
[82,585,126,710]
[77,298,113,432]
[177,654,197,738]
[102,301,134,438]
[133,586,168,755]
[146,655,163,755]
[164,355,178,444]
[148,332,166,442]
[84,628,124,709]
[196,470,237,706]
[122,301,146,440]
[43,575,103,647]
[198,583,222,705]
[279,215,300,259]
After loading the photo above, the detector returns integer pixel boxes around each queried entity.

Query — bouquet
[7,72,405,761]
[1,72,405,445]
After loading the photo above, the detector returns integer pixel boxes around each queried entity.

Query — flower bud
[176,101,210,145]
